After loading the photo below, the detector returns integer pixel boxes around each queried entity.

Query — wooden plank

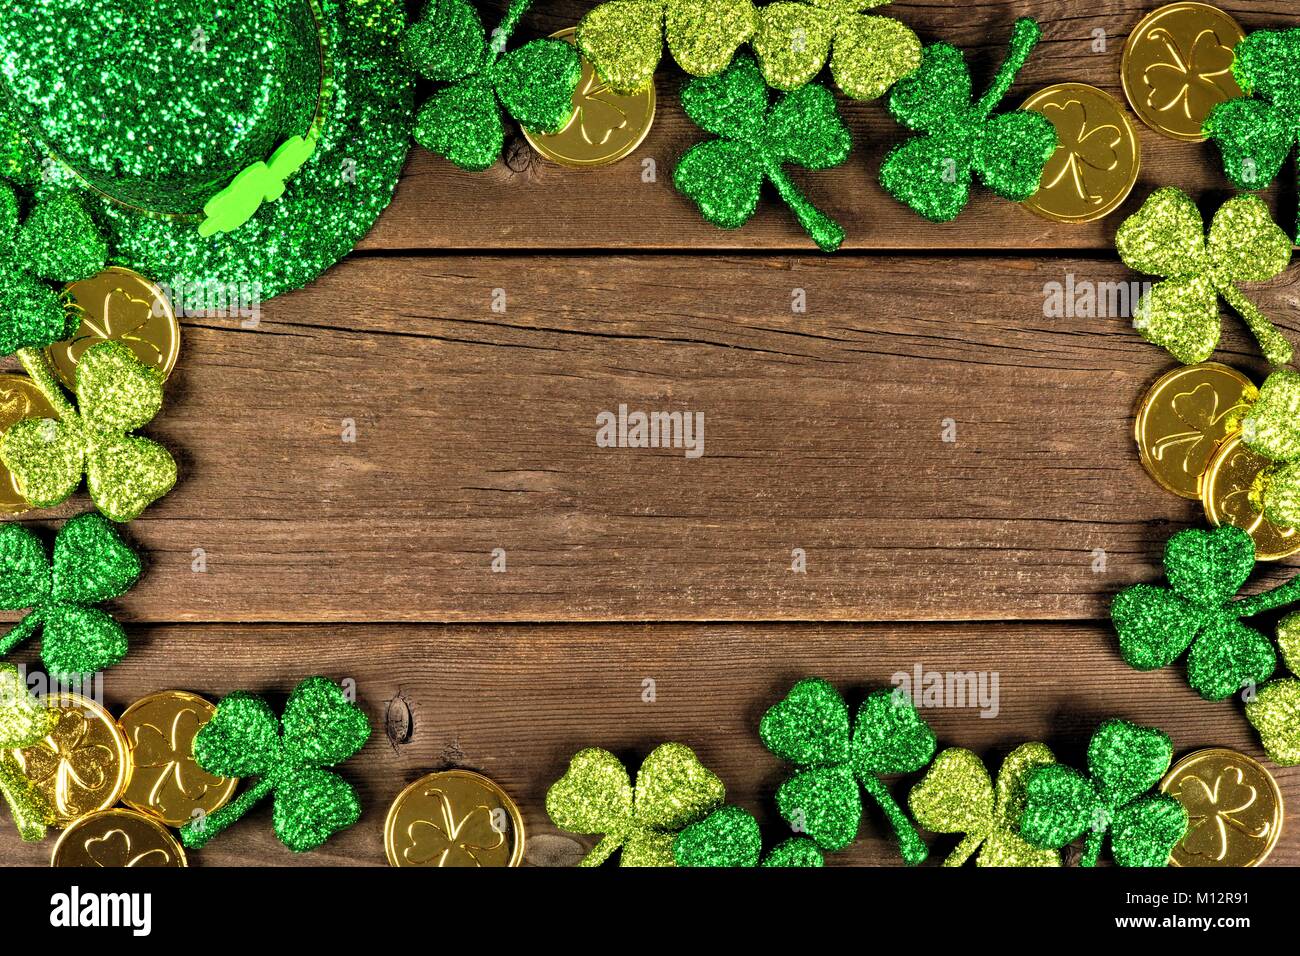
[7,252,1298,623]
[363,0,1300,252]
[0,622,1291,867]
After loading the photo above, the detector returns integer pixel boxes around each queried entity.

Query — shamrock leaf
[1116,187,1293,366]
[405,0,581,171]
[1237,370,1300,528]
[577,0,757,94]
[908,743,1060,866]
[1246,679,1300,766]
[1,341,177,522]
[1204,28,1300,239]
[178,677,369,853]
[1020,718,1186,867]
[0,183,105,357]
[1110,525,1291,701]
[761,679,934,863]
[546,742,724,866]
[752,0,920,100]
[0,513,140,677]
[673,805,824,866]
[0,663,57,841]
[879,18,1057,222]
[674,55,850,251]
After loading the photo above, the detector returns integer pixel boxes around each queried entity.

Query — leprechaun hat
[0,0,414,302]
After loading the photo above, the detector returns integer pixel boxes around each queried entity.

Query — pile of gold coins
[1136,362,1300,560]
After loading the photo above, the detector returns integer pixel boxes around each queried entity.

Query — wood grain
[1,622,1293,867]
[364,0,1300,253]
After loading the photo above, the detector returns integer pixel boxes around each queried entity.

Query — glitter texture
[0,513,141,677]
[879,18,1056,223]
[908,743,1060,866]
[1247,679,1300,766]
[405,0,581,171]
[0,184,105,357]
[1116,187,1293,367]
[1020,718,1186,867]
[674,55,850,251]
[1204,28,1300,240]
[752,0,920,100]
[546,743,725,866]
[760,679,934,862]
[2,343,176,522]
[0,663,57,841]
[578,0,756,95]
[1240,370,1300,528]
[179,676,370,853]
[673,805,823,866]
[1109,526,1300,700]
[0,0,414,302]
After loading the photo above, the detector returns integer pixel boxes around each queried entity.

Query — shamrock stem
[580,832,625,867]
[178,775,274,850]
[973,18,1041,119]
[0,610,42,658]
[488,0,533,63]
[1232,572,1300,619]
[766,165,845,252]
[945,831,984,867]
[0,752,50,842]
[1081,827,1105,867]
[860,774,929,865]
[1218,283,1294,367]
[14,348,75,420]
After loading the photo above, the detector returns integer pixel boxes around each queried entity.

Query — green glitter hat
[0,0,414,302]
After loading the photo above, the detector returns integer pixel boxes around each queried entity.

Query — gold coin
[11,693,129,827]
[1161,748,1282,866]
[0,372,59,516]
[384,769,525,867]
[48,266,180,390]
[1021,84,1141,223]
[521,28,655,169]
[1121,2,1244,142]
[1203,432,1300,561]
[1135,362,1257,499]
[52,808,187,867]
[117,690,237,828]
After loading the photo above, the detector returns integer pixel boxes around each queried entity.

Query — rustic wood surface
[3,0,1299,867]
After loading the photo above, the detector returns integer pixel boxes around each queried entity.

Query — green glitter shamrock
[673,805,823,866]
[908,744,1060,867]
[577,0,756,94]
[1238,369,1300,528]
[546,742,725,866]
[674,54,850,251]
[0,663,57,841]
[760,679,935,863]
[1245,612,1300,766]
[878,18,1056,223]
[178,677,370,853]
[1116,187,1293,367]
[1020,718,1187,867]
[1,342,177,523]
[0,182,105,357]
[403,0,581,171]
[752,0,920,100]
[1204,28,1300,240]
[1110,525,1300,701]
[0,513,141,678]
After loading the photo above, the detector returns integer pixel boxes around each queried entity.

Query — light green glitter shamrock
[0,513,141,678]
[1245,612,1300,766]
[673,805,824,866]
[1,342,177,522]
[179,677,371,853]
[1116,187,1293,367]
[908,744,1060,867]
[1204,28,1300,240]
[0,663,58,841]
[752,0,920,100]
[1020,719,1187,867]
[1110,525,1298,701]
[577,0,757,94]
[878,18,1056,222]
[760,678,935,863]
[1238,369,1300,528]
[546,743,725,866]
[404,0,581,170]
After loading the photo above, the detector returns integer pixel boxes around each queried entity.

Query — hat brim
[89,0,413,303]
